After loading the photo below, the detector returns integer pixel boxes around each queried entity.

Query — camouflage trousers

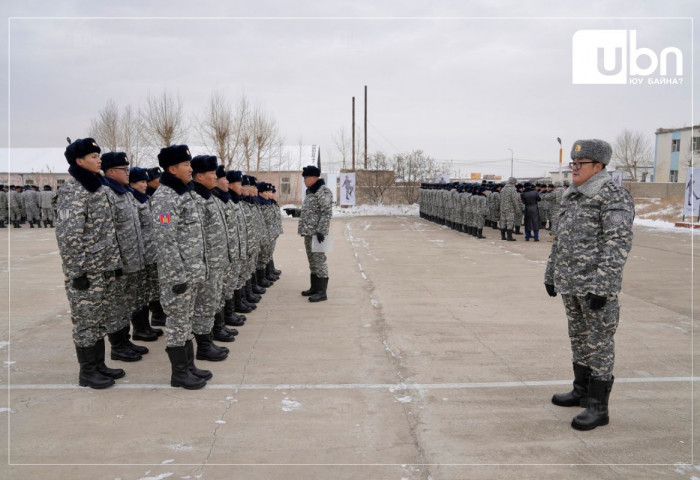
[66,270,120,347]
[10,206,21,222]
[223,259,245,308]
[473,214,485,229]
[131,267,152,309]
[145,262,160,304]
[26,204,40,222]
[41,207,55,222]
[498,211,515,230]
[104,272,140,334]
[235,254,249,290]
[304,235,328,278]
[192,269,225,335]
[549,211,560,235]
[257,237,273,269]
[160,280,203,347]
[0,206,6,222]
[245,246,261,279]
[562,294,620,380]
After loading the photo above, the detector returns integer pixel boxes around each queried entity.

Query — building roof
[655,125,700,135]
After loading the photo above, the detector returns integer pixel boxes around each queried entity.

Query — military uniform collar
[160,171,190,195]
[563,170,610,200]
[68,164,103,193]
[307,178,325,194]
[103,176,128,195]
[192,181,212,199]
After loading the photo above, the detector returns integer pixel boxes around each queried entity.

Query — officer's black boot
[234,289,254,313]
[94,338,125,379]
[49,219,54,228]
[142,305,163,337]
[245,280,261,303]
[514,225,522,235]
[108,327,142,362]
[257,268,273,288]
[213,311,237,342]
[195,333,229,361]
[270,258,281,276]
[224,298,245,326]
[166,344,207,389]
[477,228,486,239]
[571,377,614,431]
[309,277,328,303]
[472,226,479,237]
[76,343,115,389]
[185,339,212,380]
[500,229,506,240]
[149,300,167,327]
[0,220,5,228]
[506,229,516,241]
[131,307,158,342]
[123,325,149,355]
[301,274,318,297]
[265,262,279,282]
[552,363,591,407]
[251,274,266,294]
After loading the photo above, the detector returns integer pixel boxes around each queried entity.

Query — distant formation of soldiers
[56,137,283,390]
[0,184,57,228]
[418,179,569,241]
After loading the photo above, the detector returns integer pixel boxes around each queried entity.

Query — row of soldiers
[0,184,57,228]
[56,137,283,390]
[418,179,568,241]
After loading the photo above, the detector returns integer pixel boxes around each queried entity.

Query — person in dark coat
[520,182,541,241]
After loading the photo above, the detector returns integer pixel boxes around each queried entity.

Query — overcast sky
[0,1,696,178]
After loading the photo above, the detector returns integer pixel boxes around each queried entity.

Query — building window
[692,136,700,151]
[57,179,65,185]
[669,170,678,182]
[671,139,680,152]
[25,179,34,185]
[281,176,291,194]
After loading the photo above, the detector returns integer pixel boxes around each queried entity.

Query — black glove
[586,292,607,310]
[172,282,189,295]
[545,283,557,297]
[316,233,325,243]
[284,208,293,216]
[71,273,90,291]
[114,268,123,278]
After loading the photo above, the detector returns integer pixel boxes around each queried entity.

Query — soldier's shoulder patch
[158,212,171,226]
[57,208,71,220]
[610,211,624,225]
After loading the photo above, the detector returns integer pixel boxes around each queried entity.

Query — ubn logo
[572,30,683,84]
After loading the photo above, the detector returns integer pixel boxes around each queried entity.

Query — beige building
[654,125,699,183]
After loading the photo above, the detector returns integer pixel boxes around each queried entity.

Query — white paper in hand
[312,234,333,253]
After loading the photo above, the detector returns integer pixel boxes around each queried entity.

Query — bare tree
[612,129,653,182]
[120,105,146,167]
[141,89,188,149]
[89,99,120,152]
[394,150,440,204]
[194,91,239,169]
[364,151,395,205]
[333,127,351,170]
[251,106,279,171]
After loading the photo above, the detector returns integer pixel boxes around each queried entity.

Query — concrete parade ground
[0,214,697,480]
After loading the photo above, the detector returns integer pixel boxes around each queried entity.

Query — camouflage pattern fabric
[0,190,7,222]
[305,235,328,278]
[488,190,500,224]
[9,190,22,221]
[39,190,56,222]
[474,193,488,228]
[298,179,333,279]
[23,189,41,222]
[498,184,519,230]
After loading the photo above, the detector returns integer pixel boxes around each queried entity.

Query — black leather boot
[301,274,318,297]
[270,259,281,276]
[251,274,266,294]
[257,268,273,288]
[571,377,614,431]
[185,339,212,380]
[234,289,253,313]
[166,344,207,389]
[131,307,158,342]
[514,225,522,235]
[94,338,125,379]
[195,333,229,361]
[552,363,591,407]
[477,228,486,239]
[0,220,5,228]
[245,280,261,303]
[213,311,237,342]
[265,262,279,282]
[76,343,115,389]
[309,277,328,303]
[224,298,245,326]
[500,229,506,240]
[29,220,34,228]
[506,229,516,241]
[123,325,149,355]
[149,300,167,327]
[108,327,142,362]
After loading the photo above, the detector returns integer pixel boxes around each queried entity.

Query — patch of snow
[370,298,380,308]
[215,420,226,424]
[167,443,193,452]
[160,459,174,465]
[635,218,700,233]
[0,408,13,414]
[0,342,8,349]
[395,395,412,403]
[333,204,419,217]
[281,397,302,412]
[137,473,173,480]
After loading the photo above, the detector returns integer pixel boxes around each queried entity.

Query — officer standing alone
[545,139,634,431]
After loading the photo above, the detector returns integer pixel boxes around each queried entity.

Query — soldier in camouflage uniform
[473,186,488,238]
[144,167,168,327]
[514,183,525,235]
[257,182,281,284]
[0,185,7,228]
[253,182,274,289]
[40,185,56,227]
[9,186,23,228]
[499,178,519,241]
[544,181,564,241]
[294,165,333,302]
[190,156,234,361]
[101,152,150,362]
[151,145,210,390]
[128,167,163,340]
[267,185,283,279]
[225,170,254,314]
[240,176,268,299]
[22,186,40,228]
[488,184,501,229]
[56,138,125,389]
[545,139,634,431]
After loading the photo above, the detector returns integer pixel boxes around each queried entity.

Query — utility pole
[352,96,355,171]
[557,137,563,180]
[364,85,368,169]
[508,148,514,177]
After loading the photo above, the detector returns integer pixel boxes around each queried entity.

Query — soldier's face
[304,176,317,188]
[195,170,217,190]
[130,180,147,194]
[572,158,603,186]
[169,161,192,184]
[229,182,242,195]
[216,177,229,191]
[147,178,160,189]
[106,166,129,186]
[76,152,101,174]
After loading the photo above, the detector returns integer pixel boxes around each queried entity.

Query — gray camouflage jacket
[104,178,145,274]
[298,179,333,237]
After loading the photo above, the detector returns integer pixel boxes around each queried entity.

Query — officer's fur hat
[158,145,192,169]
[65,138,101,165]
[507,177,517,184]
[129,167,149,183]
[146,167,162,181]
[216,165,226,179]
[570,139,612,165]
[226,170,243,183]
[100,151,129,171]
[257,182,271,193]
[302,165,321,177]
[191,155,218,174]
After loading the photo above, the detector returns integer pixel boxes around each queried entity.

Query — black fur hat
[226,170,243,183]
[129,167,149,183]
[100,151,129,171]
[65,138,101,165]
[302,165,321,177]
[158,145,192,169]
[191,155,218,174]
